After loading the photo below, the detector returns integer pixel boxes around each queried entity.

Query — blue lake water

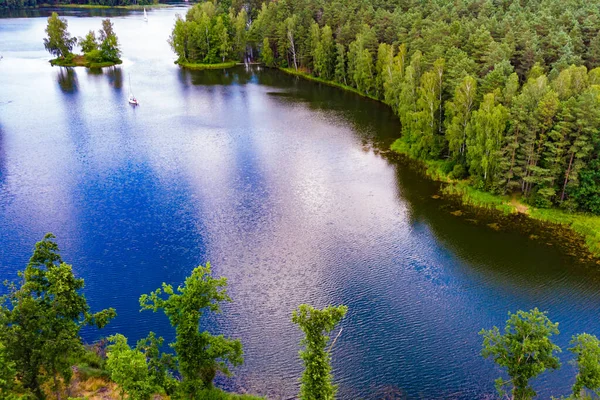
[1,7,600,399]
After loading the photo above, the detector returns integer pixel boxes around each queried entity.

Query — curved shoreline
[280,66,600,259]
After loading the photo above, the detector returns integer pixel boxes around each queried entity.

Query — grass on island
[390,138,600,257]
[50,54,122,68]
[39,3,171,9]
[279,67,380,101]
[177,60,238,70]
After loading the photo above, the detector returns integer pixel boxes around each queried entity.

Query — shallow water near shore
[1,7,600,399]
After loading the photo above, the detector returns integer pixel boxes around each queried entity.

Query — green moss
[279,67,380,101]
[178,61,238,70]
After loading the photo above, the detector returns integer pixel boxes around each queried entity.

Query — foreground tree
[106,334,154,400]
[292,304,348,400]
[0,234,116,399]
[140,263,243,398]
[43,12,77,59]
[480,308,561,400]
[136,332,177,395]
[570,333,600,398]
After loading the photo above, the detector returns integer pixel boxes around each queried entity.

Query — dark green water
[1,8,599,399]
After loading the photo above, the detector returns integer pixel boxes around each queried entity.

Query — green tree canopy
[480,308,561,400]
[43,12,76,59]
[292,304,348,400]
[140,263,243,398]
[0,233,116,399]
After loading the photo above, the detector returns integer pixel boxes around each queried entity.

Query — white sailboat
[128,74,139,106]
[143,7,148,22]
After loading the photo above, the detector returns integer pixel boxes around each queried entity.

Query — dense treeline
[169,2,248,65]
[189,0,600,214]
[0,0,158,9]
[0,235,346,399]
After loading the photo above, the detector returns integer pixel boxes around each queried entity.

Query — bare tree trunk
[561,151,575,201]
[288,30,297,70]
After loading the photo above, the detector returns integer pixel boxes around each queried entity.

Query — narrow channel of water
[1,8,599,399]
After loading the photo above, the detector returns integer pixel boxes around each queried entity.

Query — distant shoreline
[2,3,175,10]
[177,61,238,70]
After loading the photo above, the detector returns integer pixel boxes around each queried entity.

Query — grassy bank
[32,364,266,400]
[50,54,122,68]
[279,67,380,101]
[390,138,600,257]
[178,61,237,70]
[39,3,172,9]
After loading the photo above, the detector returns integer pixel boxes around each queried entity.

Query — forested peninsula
[166,0,600,256]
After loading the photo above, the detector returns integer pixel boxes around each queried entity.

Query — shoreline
[279,67,380,102]
[177,60,237,70]
[277,67,600,259]
[50,55,122,68]
[39,3,172,9]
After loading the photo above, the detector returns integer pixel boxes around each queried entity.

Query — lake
[1,7,600,399]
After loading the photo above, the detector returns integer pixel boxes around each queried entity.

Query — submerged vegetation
[44,12,122,68]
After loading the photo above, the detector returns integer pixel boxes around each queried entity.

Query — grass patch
[198,388,265,400]
[50,54,122,68]
[279,67,380,102]
[442,182,517,215]
[178,61,238,70]
[39,3,171,9]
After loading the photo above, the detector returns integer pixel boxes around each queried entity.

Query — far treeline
[0,0,158,9]
[4,235,600,399]
[169,0,600,215]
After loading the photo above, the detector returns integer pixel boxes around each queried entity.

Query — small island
[44,12,122,68]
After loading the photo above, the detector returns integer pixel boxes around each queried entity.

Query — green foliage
[136,332,177,395]
[480,308,561,400]
[79,30,98,54]
[261,37,274,67]
[98,19,121,62]
[0,234,116,399]
[140,263,243,397]
[292,304,348,400]
[0,341,16,397]
[106,334,154,400]
[169,2,246,65]
[570,333,600,398]
[43,12,76,59]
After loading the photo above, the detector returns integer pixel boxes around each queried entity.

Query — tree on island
[43,12,76,60]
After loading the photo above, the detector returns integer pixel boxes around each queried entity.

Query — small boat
[143,8,148,22]
[128,74,139,106]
